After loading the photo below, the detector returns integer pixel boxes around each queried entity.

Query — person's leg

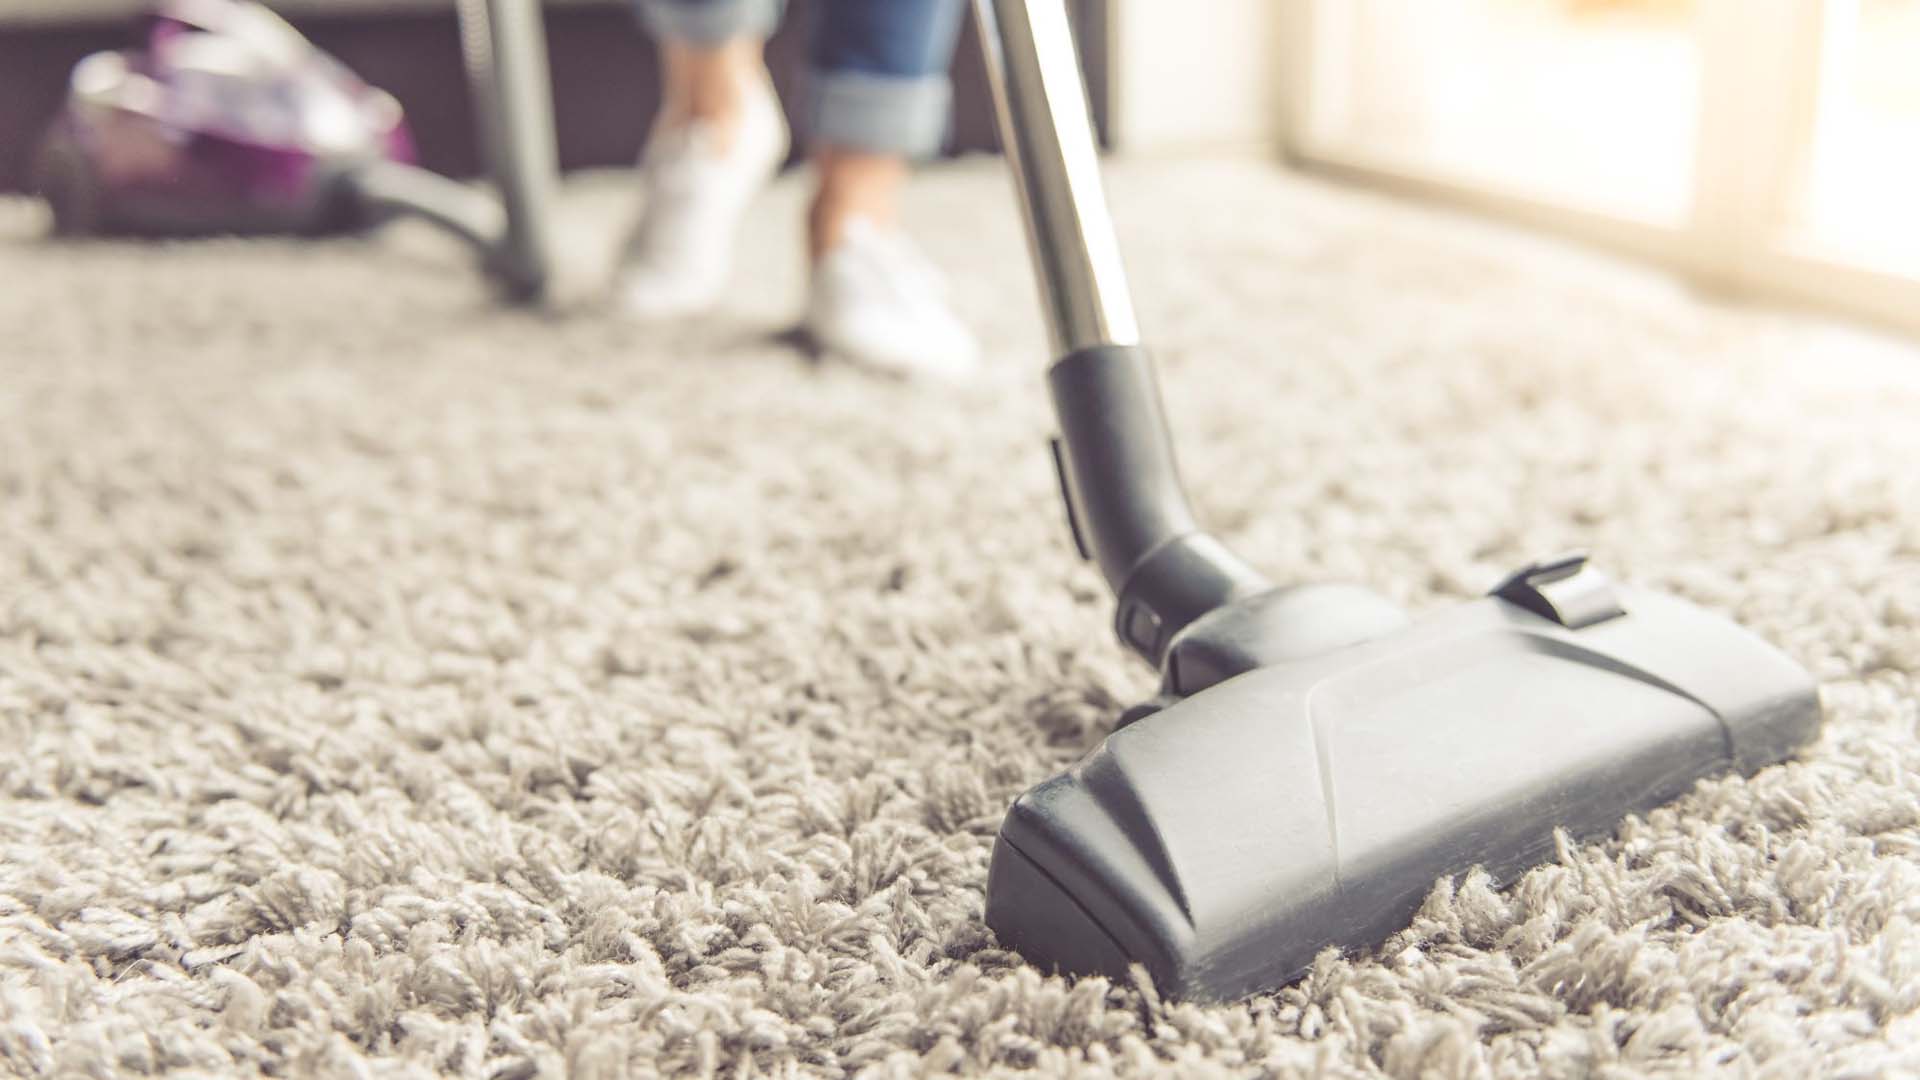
[618,0,789,319]
[636,0,779,145]
[803,0,976,378]
[809,148,906,261]
[804,0,966,256]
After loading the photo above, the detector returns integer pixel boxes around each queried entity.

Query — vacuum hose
[345,0,557,302]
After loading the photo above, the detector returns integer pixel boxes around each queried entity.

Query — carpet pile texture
[3,160,1918,1077]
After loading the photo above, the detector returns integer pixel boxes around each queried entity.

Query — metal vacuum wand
[973,0,1139,355]
[351,0,558,300]
[972,0,1271,665]
[458,0,559,297]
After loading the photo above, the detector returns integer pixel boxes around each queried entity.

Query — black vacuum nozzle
[986,573,1819,1001]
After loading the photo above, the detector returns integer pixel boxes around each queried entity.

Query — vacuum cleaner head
[969,0,1824,1003]
[34,0,414,236]
[986,556,1820,1002]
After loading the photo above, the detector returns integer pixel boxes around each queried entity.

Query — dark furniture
[0,0,1109,193]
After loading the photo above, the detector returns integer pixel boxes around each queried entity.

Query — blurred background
[1,0,1915,336]
[1277,0,1920,337]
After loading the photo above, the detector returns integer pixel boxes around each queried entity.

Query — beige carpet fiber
[3,159,1919,1078]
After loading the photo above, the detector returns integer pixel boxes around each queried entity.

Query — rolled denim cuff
[634,0,782,45]
[806,68,951,158]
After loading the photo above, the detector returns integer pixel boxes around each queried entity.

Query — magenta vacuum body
[36,0,416,235]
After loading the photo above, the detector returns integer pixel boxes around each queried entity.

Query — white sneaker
[806,217,979,380]
[616,78,788,319]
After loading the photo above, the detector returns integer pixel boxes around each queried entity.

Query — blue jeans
[635,0,967,158]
